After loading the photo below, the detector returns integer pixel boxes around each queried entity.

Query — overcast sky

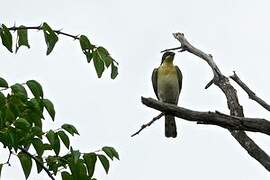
[1,0,270,179]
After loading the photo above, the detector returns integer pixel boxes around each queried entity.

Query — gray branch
[172,32,270,171]
[141,97,270,136]
[230,72,270,112]
[131,113,164,137]
[146,32,270,171]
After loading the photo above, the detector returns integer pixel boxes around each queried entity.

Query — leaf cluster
[0,77,119,179]
[0,23,118,79]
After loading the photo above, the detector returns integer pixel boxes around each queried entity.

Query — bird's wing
[151,68,159,100]
[175,66,183,93]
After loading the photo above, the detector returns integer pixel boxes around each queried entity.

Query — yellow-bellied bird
[152,51,182,138]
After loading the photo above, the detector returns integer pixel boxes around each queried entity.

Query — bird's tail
[165,115,177,138]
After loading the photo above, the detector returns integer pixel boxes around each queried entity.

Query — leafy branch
[8,25,80,40]
[0,77,119,179]
[18,146,55,180]
[0,22,118,79]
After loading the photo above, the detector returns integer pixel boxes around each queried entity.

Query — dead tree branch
[139,33,270,171]
[131,113,164,137]
[171,32,270,171]
[230,72,270,112]
[141,97,270,136]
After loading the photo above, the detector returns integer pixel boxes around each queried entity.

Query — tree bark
[141,97,270,136]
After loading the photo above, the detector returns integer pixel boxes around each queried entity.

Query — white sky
[1,0,270,179]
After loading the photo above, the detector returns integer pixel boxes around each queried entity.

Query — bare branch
[205,79,214,89]
[156,32,270,171]
[160,46,182,53]
[141,97,270,136]
[230,72,270,112]
[131,113,164,137]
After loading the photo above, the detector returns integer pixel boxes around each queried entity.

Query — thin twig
[161,46,182,53]
[18,147,55,180]
[230,72,270,112]
[3,150,13,166]
[205,79,214,89]
[8,25,80,40]
[131,113,164,137]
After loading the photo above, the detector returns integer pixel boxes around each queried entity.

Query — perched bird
[152,51,182,138]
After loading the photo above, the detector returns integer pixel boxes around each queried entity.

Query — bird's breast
[157,65,179,103]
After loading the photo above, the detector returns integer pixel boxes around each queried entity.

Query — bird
[151,51,182,138]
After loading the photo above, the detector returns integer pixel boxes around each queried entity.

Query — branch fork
[135,32,270,171]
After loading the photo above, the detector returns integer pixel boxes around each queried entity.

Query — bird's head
[161,51,175,64]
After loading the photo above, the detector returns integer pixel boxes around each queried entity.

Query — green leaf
[32,138,44,157]
[71,149,81,164]
[42,99,55,120]
[28,111,43,129]
[77,159,88,180]
[0,77,8,88]
[0,130,8,148]
[83,153,97,178]
[11,83,28,99]
[102,147,114,160]
[66,155,87,180]
[98,155,109,174]
[14,118,31,130]
[80,35,94,51]
[46,155,59,175]
[7,128,16,148]
[109,146,119,160]
[57,130,70,149]
[61,171,73,180]
[62,124,79,136]
[80,35,94,63]
[4,108,15,122]
[46,130,60,155]
[96,47,112,68]
[26,80,43,98]
[0,92,6,107]
[43,143,52,150]
[67,159,77,178]
[42,22,58,55]
[86,52,93,63]
[46,130,55,145]
[31,126,43,137]
[0,163,3,178]
[16,25,30,52]
[6,96,22,118]
[18,151,32,179]
[102,146,119,160]
[54,134,60,156]
[92,50,105,78]
[111,62,118,79]
[34,156,43,173]
[0,112,3,129]
[0,24,13,53]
